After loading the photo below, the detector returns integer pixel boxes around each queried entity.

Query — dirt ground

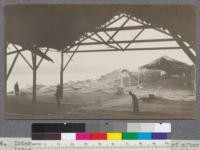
[5,88,196,119]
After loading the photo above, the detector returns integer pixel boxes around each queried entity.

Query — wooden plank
[7,49,26,55]
[103,31,123,49]
[76,38,175,46]
[124,29,144,50]
[174,34,195,64]
[36,48,49,69]
[107,16,131,42]
[129,16,172,37]
[63,46,80,71]
[65,47,182,53]
[97,25,152,32]
[12,44,33,69]
[95,32,119,49]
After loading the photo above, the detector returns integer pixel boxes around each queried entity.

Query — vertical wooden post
[32,52,37,102]
[60,50,64,98]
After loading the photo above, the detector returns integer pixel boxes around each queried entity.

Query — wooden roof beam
[75,38,176,46]
[65,47,183,53]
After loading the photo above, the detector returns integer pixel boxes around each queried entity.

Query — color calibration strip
[33,132,168,140]
[32,123,170,140]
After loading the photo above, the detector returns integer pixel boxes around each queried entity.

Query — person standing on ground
[14,82,19,96]
[129,91,139,113]
[55,85,61,107]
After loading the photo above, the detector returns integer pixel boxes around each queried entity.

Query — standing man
[129,91,139,113]
[55,85,61,107]
[14,82,19,96]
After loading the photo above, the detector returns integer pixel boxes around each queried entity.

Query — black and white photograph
[5,5,196,119]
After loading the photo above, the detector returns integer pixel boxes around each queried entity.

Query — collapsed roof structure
[140,55,191,75]
[5,5,196,102]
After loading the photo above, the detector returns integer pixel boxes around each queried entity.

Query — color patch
[61,133,76,140]
[155,123,171,133]
[91,133,107,140]
[32,123,86,133]
[107,133,122,140]
[76,133,91,140]
[138,133,152,140]
[122,132,137,140]
[85,123,101,132]
[127,123,141,132]
[152,133,168,139]
[32,133,45,140]
[141,123,155,132]
[32,124,45,133]
[45,133,61,140]
[113,123,127,132]
[126,123,171,133]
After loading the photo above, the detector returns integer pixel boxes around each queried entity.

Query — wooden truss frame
[6,14,195,102]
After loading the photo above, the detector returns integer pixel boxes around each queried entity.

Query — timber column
[60,50,64,98]
[32,52,37,102]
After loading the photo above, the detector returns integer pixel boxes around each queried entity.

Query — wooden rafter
[6,52,19,80]
[173,34,195,64]
[63,15,195,66]
[7,49,26,55]
[12,44,33,69]
[74,38,175,46]
[63,46,80,71]
[124,29,145,50]
[127,15,172,37]
[82,34,102,43]
[96,25,152,32]
[95,32,119,49]
[103,31,123,49]
[107,16,130,43]
[65,47,183,53]
[129,14,195,64]
[36,48,49,69]
[66,15,126,51]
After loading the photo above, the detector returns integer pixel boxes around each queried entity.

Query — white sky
[6,15,195,91]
